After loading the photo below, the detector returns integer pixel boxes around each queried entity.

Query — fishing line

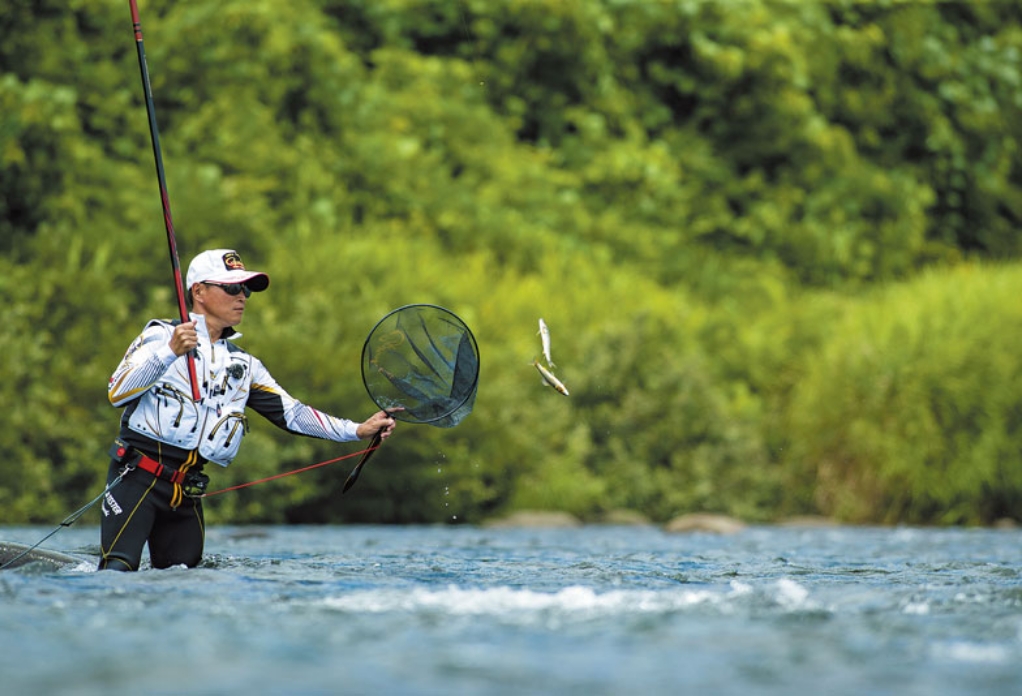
[0,470,130,571]
[201,445,375,497]
[457,1,488,90]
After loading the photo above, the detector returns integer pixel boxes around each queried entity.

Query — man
[100,248,395,571]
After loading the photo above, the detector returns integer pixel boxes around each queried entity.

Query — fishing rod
[4,3,201,572]
[128,0,200,401]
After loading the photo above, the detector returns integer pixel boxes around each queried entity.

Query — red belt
[134,453,187,485]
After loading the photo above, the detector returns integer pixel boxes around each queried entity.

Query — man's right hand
[169,321,198,356]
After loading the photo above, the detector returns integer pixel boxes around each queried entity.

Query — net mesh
[361,304,479,427]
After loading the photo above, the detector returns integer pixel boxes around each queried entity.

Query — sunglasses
[203,282,252,298]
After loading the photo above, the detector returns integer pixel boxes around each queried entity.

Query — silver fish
[534,359,569,396]
[537,318,555,368]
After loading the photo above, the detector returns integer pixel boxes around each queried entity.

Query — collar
[190,312,242,342]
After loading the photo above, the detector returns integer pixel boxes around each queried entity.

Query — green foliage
[1,0,1021,526]
[785,264,1022,525]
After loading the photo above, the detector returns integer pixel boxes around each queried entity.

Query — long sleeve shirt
[109,314,359,467]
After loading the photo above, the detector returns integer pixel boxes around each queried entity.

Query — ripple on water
[1,524,1021,695]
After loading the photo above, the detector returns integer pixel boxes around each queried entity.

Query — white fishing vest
[121,316,254,466]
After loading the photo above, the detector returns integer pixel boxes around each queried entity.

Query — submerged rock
[776,515,839,527]
[0,541,85,571]
[664,513,746,535]
[596,509,652,526]
[483,510,583,528]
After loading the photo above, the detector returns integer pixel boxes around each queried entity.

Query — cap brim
[204,271,270,292]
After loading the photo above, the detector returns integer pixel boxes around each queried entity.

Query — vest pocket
[128,383,201,447]
[201,412,249,464]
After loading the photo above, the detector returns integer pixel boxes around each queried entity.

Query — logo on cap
[222,251,246,271]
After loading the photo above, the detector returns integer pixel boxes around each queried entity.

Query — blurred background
[2,0,1021,527]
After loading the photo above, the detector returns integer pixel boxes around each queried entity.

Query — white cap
[186,249,269,292]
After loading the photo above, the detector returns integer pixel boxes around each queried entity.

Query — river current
[1,523,1020,695]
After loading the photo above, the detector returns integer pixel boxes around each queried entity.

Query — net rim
[360,304,480,425]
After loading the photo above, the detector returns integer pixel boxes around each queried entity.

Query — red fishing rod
[128,0,201,401]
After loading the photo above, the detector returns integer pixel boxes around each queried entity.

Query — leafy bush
[785,264,1022,524]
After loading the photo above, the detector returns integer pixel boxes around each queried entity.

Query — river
[1,523,1020,695]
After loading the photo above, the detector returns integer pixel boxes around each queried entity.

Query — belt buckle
[182,472,209,498]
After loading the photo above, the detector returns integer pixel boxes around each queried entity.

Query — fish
[537,318,555,367]
[533,359,569,396]
[403,318,444,379]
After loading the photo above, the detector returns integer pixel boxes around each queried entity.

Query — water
[1,523,1021,695]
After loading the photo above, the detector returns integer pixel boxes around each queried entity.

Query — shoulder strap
[144,318,180,330]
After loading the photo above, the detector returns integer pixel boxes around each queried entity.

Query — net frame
[360,304,479,427]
